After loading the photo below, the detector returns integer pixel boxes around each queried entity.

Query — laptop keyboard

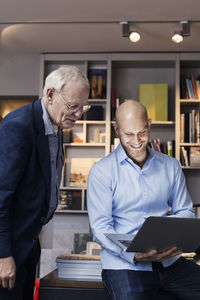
[119,240,131,248]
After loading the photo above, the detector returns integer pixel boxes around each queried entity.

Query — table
[39,269,178,300]
[39,269,110,300]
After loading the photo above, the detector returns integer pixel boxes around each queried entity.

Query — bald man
[87,100,200,300]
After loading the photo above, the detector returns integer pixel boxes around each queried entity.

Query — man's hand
[134,246,182,263]
[0,256,16,290]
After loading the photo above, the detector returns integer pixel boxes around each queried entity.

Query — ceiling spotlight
[172,32,183,43]
[181,20,190,36]
[129,31,141,43]
[172,21,190,43]
[122,22,141,43]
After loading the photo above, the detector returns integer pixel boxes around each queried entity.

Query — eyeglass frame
[54,89,91,113]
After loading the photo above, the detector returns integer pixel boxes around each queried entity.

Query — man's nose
[132,134,140,143]
[73,108,83,119]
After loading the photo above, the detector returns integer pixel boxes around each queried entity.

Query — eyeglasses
[56,91,91,113]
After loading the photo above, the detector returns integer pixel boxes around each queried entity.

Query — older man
[0,65,90,300]
[87,100,200,299]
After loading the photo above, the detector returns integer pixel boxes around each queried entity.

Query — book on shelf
[191,75,198,99]
[180,113,185,143]
[149,139,175,157]
[186,78,194,99]
[139,83,168,121]
[180,110,200,143]
[57,190,82,211]
[166,141,173,157]
[114,138,120,150]
[190,147,200,167]
[57,190,73,210]
[180,147,189,167]
[180,76,189,99]
[196,80,200,99]
[88,67,107,99]
[111,87,117,120]
[181,75,200,100]
[69,158,100,187]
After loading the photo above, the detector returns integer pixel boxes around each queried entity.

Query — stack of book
[149,139,175,157]
[56,254,102,281]
[180,75,200,99]
[180,110,200,143]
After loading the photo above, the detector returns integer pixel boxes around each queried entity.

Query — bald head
[116,100,148,128]
[113,100,151,167]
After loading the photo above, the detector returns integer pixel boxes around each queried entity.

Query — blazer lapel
[32,100,51,200]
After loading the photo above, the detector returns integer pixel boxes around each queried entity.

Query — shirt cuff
[121,250,135,264]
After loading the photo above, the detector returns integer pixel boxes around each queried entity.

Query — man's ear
[148,118,152,130]
[113,122,119,136]
[46,88,54,104]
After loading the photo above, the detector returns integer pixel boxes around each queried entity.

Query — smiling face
[114,100,151,167]
[44,80,89,129]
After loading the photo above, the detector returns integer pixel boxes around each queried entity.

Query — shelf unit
[175,53,200,206]
[40,52,200,212]
[40,54,111,213]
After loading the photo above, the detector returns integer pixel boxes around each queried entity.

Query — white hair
[43,65,90,97]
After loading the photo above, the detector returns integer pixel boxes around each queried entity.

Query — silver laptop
[105,216,200,253]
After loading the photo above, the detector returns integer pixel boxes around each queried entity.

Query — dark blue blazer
[0,99,51,269]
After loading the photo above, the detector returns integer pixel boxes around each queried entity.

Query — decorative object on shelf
[63,129,71,143]
[74,232,93,254]
[57,190,73,210]
[139,83,168,121]
[69,158,100,187]
[73,139,84,143]
[56,253,101,281]
[86,242,102,256]
[93,128,101,143]
[71,126,84,143]
[99,132,106,144]
[190,147,200,167]
[88,68,107,99]
[84,105,104,121]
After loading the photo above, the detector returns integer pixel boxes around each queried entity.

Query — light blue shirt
[87,144,195,271]
[41,99,63,223]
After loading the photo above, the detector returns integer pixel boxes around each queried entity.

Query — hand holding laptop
[106,216,200,255]
[134,246,182,263]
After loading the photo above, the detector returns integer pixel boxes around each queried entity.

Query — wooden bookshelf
[39,52,200,209]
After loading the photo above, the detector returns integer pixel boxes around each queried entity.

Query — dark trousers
[0,239,41,300]
[102,257,200,300]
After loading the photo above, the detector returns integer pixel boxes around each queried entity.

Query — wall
[0,50,40,96]
[40,214,90,277]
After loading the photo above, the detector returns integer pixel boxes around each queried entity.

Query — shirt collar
[41,98,58,136]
